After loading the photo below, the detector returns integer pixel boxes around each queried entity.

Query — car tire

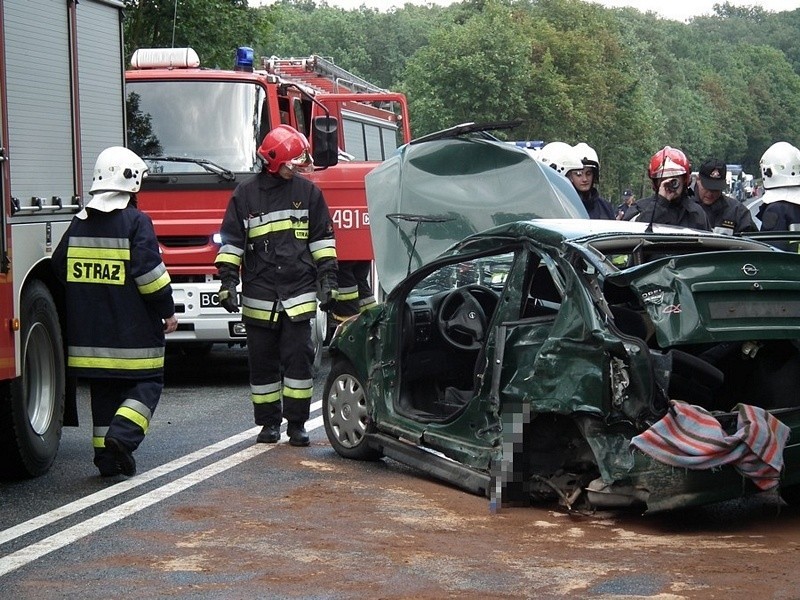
[323,359,382,460]
[0,281,65,478]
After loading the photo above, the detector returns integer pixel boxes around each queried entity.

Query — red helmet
[258,125,313,174]
[648,146,691,189]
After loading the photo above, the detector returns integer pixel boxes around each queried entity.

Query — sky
[255,0,800,21]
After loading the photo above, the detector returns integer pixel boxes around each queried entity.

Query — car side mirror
[312,116,339,169]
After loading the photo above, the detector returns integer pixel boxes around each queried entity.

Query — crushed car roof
[366,132,589,293]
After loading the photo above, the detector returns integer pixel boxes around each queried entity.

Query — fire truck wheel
[0,281,65,478]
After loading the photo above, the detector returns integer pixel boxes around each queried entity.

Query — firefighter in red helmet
[622,146,710,230]
[215,125,338,446]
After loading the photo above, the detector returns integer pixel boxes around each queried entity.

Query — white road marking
[0,408,323,576]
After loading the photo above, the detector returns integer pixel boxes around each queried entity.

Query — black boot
[94,449,121,477]
[256,424,281,444]
[287,422,310,447]
[105,436,136,477]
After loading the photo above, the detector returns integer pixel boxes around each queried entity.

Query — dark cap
[699,159,727,191]
[622,189,633,197]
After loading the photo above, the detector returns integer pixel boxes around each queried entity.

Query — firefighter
[692,158,756,235]
[623,146,711,230]
[571,142,615,219]
[757,141,800,234]
[330,261,377,326]
[215,125,338,446]
[53,146,177,477]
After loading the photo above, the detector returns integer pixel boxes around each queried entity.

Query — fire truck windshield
[126,80,265,174]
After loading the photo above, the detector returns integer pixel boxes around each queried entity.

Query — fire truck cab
[125,48,410,357]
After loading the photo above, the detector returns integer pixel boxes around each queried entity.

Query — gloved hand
[317,272,338,312]
[319,287,338,312]
[218,285,239,313]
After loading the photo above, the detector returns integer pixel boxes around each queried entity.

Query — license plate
[200,291,240,309]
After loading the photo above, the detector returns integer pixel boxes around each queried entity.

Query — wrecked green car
[322,127,800,513]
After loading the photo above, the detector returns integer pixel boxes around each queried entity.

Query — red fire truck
[0,0,126,477]
[125,48,411,358]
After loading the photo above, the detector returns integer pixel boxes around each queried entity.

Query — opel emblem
[742,264,758,277]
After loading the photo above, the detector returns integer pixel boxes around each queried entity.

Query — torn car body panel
[323,128,800,514]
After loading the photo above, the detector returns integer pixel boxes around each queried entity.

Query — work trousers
[90,377,163,459]
[246,316,314,427]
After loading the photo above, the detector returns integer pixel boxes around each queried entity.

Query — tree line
[122,0,800,201]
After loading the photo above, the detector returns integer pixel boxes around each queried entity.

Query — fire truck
[0,0,126,477]
[125,48,411,360]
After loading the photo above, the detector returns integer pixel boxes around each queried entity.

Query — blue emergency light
[235,47,254,72]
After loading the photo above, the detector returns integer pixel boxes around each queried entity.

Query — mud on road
[13,439,800,600]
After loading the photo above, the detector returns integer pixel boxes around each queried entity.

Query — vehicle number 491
[332,209,369,230]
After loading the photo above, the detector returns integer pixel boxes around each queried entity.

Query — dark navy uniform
[215,171,337,429]
[331,261,377,325]
[694,189,756,235]
[53,203,174,464]
[623,194,711,230]
[580,188,615,220]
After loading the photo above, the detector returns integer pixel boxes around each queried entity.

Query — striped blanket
[631,400,790,491]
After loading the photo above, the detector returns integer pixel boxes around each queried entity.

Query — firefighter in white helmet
[215,125,338,446]
[757,141,800,233]
[571,142,615,219]
[53,146,177,477]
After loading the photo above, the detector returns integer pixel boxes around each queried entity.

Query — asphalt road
[2,346,800,599]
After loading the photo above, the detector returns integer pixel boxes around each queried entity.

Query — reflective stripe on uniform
[251,381,281,405]
[282,291,317,319]
[338,285,359,302]
[115,398,152,434]
[135,262,171,295]
[215,244,243,267]
[359,295,378,311]
[66,237,130,285]
[92,426,110,448]
[67,236,131,258]
[283,376,313,400]
[242,296,280,324]
[248,209,309,238]
[67,345,165,370]
[308,238,336,262]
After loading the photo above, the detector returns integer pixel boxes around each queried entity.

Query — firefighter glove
[318,273,338,312]
[218,285,239,314]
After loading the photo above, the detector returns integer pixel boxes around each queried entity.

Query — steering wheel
[437,284,495,351]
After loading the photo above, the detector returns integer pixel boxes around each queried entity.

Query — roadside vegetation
[122,0,800,198]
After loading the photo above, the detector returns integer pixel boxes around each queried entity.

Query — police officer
[53,147,177,477]
[215,125,338,446]
[693,158,755,235]
[757,142,800,234]
[623,146,710,230]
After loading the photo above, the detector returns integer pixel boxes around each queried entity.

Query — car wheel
[323,359,382,460]
[0,281,65,478]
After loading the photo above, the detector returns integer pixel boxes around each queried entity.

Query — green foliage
[121,0,800,199]
[122,0,270,68]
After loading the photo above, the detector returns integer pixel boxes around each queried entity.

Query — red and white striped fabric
[630,400,790,491]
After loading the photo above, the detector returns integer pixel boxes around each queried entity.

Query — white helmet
[574,142,600,179]
[538,142,584,176]
[760,141,800,190]
[89,146,148,195]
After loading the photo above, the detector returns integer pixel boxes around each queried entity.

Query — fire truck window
[292,99,309,137]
